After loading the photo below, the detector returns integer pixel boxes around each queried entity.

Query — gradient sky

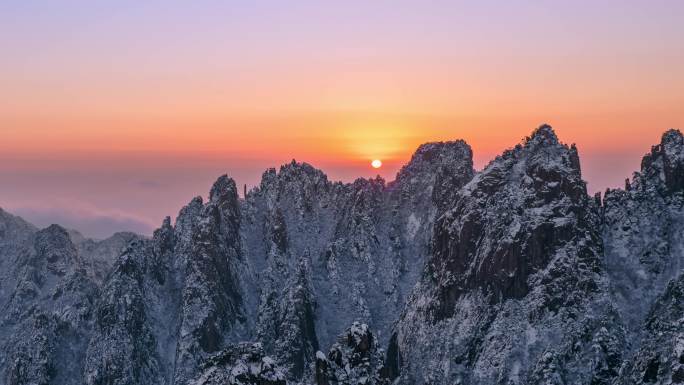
[1,1,683,238]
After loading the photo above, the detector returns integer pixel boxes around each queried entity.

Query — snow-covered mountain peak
[396,140,472,182]
[466,125,585,208]
[392,140,473,213]
[423,125,594,312]
[34,224,81,270]
[210,174,239,205]
[525,123,559,146]
[662,128,683,148]
[160,215,172,229]
[397,140,470,175]
[661,128,684,191]
[391,125,612,384]
[266,160,329,188]
[635,127,684,193]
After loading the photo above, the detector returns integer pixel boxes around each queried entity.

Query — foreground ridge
[0,125,682,385]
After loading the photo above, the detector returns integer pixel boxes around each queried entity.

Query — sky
[1,1,682,238]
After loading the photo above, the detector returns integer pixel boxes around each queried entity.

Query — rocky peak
[390,126,617,385]
[207,175,241,243]
[33,224,81,274]
[523,124,577,164]
[279,160,326,178]
[35,223,72,247]
[159,215,172,232]
[260,161,330,193]
[662,128,684,148]
[426,124,597,317]
[210,175,239,206]
[395,140,473,183]
[152,215,175,258]
[525,123,559,146]
[642,128,684,193]
[250,162,335,225]
[175,196,204,241]
[392,140,474,212]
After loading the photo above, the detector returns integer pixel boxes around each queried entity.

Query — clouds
[7,203,156,239]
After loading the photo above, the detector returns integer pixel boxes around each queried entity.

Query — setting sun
[371,159,383,169]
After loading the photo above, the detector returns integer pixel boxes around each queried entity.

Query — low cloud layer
[8,204,156,239]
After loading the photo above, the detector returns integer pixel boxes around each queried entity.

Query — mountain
[0,125,682,385]
[389,125,622,384]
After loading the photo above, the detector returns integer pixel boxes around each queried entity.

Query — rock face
[617,273,684,385]
[1,126,684,385]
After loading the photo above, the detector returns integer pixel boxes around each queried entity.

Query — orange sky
[1,1,682,237]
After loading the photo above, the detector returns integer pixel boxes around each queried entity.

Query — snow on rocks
[616,273,684,384]
[314,322,389,385]
[192,342,286,385]
[0,219,137,385]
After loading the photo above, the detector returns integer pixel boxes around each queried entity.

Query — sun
[371,159,382,169]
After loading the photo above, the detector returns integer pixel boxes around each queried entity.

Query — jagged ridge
[0,126,683,385]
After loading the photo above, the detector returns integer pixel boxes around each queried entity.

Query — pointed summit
[397,139,472,182]
[526,123,559,145]
[660,129,684,193]
[662,128,684,158]
[153,215,175,254]
[161,215,172,228]
[37,224,73,248]
[209,175,238,205]
[662,128,683,144]
[34,224,81,274]
[639,128,684,193]
[278,160,327,180]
